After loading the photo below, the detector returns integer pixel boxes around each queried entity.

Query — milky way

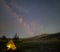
[0,0,60,38]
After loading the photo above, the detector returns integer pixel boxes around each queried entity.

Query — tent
[6,40,16,50]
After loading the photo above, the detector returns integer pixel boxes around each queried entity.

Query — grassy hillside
[0,32,60,52]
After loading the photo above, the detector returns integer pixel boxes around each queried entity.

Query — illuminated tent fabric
[6,40,16,50]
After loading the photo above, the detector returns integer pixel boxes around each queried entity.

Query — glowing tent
[6,40,16,50]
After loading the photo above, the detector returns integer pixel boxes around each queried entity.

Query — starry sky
[0,0,60,38]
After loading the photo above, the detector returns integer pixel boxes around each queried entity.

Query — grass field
[0,39,59,52]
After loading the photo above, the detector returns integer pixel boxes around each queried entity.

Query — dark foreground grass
[0,39,60,52]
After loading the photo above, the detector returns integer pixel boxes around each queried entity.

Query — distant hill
[0,32,60,43]
[22,32,60,43]
[40,32,60,39]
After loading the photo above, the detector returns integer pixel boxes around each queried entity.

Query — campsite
[0,32,60,52]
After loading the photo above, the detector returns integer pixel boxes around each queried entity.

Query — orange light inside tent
[6,40,16,50]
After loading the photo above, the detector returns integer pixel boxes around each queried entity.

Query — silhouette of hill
[22,32,60,43]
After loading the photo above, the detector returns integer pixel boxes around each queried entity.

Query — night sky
[0,0,60,38]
